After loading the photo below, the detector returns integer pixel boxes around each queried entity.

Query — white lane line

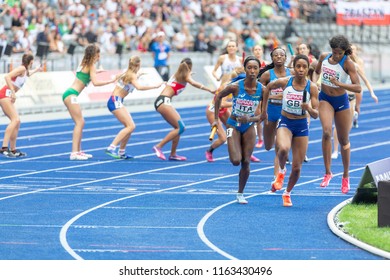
[59,165,275,260]
[195,148,390,260]
[17,115,207,140]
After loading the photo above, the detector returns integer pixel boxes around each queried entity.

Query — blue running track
[0,89,389,260]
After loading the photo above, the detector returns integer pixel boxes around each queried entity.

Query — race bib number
[71,96,78,104]
[5,89,12,97]
[114,100,123,109]
[208,104,215,112]
[163,97,171,106]
[226,128,233,138]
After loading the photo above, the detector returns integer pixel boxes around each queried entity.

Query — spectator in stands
[0,53,42,158]
[194,30,209,52]
[77,25,89,47]
[162,18,175,42]
[151,31,171,81]
[1,6,12,31]
[62,44,119,160]
[180,6,195,25]
[137,27,154,52]
[49,32,66,54]
[36,24,50,46]
[172,24,193,52]
[68,0,85,18]
[282,19,300,44]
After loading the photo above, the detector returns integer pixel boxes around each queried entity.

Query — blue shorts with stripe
[277,115,309,137]
[319,91,350,112]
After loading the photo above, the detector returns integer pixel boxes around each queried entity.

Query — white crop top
[117,79,136,94]
[321,54,349,88]
[221,55,242,75]
[12,69,27,89]
[282,77,311,116]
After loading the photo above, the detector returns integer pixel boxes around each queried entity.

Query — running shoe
[1,149,15,158]
[255,140,264,148]
[331,151,338,159]
[70,152,88,160]
[282,193,293,207]
[304,155,309,162]
[105,149,120,159]
[80,151,93,158]
[341,177,350,194]
[250,154,261,162]
[320,173,333,188]
[11,149,27,157]
[119,153,133,160]
[272,170,286,191]
[236,193,248,204]
[169,155,187,161]
[153,146,166,160]
[205,150,214,162]
[353,111,359,128]
[270,176,277,192]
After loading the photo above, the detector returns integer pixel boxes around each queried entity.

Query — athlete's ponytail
[257,62,275,79]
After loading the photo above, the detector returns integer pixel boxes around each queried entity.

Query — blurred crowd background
[0,1,389,82]
[0,0,340,57]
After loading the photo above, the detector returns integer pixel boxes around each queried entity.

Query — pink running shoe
[320,173,333,188]
[250,155,261,162]
[341,177,350,194]
[152,146,166,160]
[255,140,264,148]
[205,151,214,162]
[169,155,187,161]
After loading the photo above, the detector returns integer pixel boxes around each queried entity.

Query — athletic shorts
[226,117,254,134]
[0,86,12,99]
[154,95,172,110]
[267,103,282,122]
[62,88,80,101]
[207,103,229,118]
[319,91,350,112]
[277,115,309,137]
[107,95,124,112]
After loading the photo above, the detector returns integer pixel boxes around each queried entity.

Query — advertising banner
[336,1,390,25]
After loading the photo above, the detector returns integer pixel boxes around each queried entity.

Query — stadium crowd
[0,0,336,57]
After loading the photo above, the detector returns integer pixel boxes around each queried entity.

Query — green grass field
[338,203,390,252]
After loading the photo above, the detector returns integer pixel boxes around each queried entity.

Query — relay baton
[209,126,217,141]
[287,43,294,55]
